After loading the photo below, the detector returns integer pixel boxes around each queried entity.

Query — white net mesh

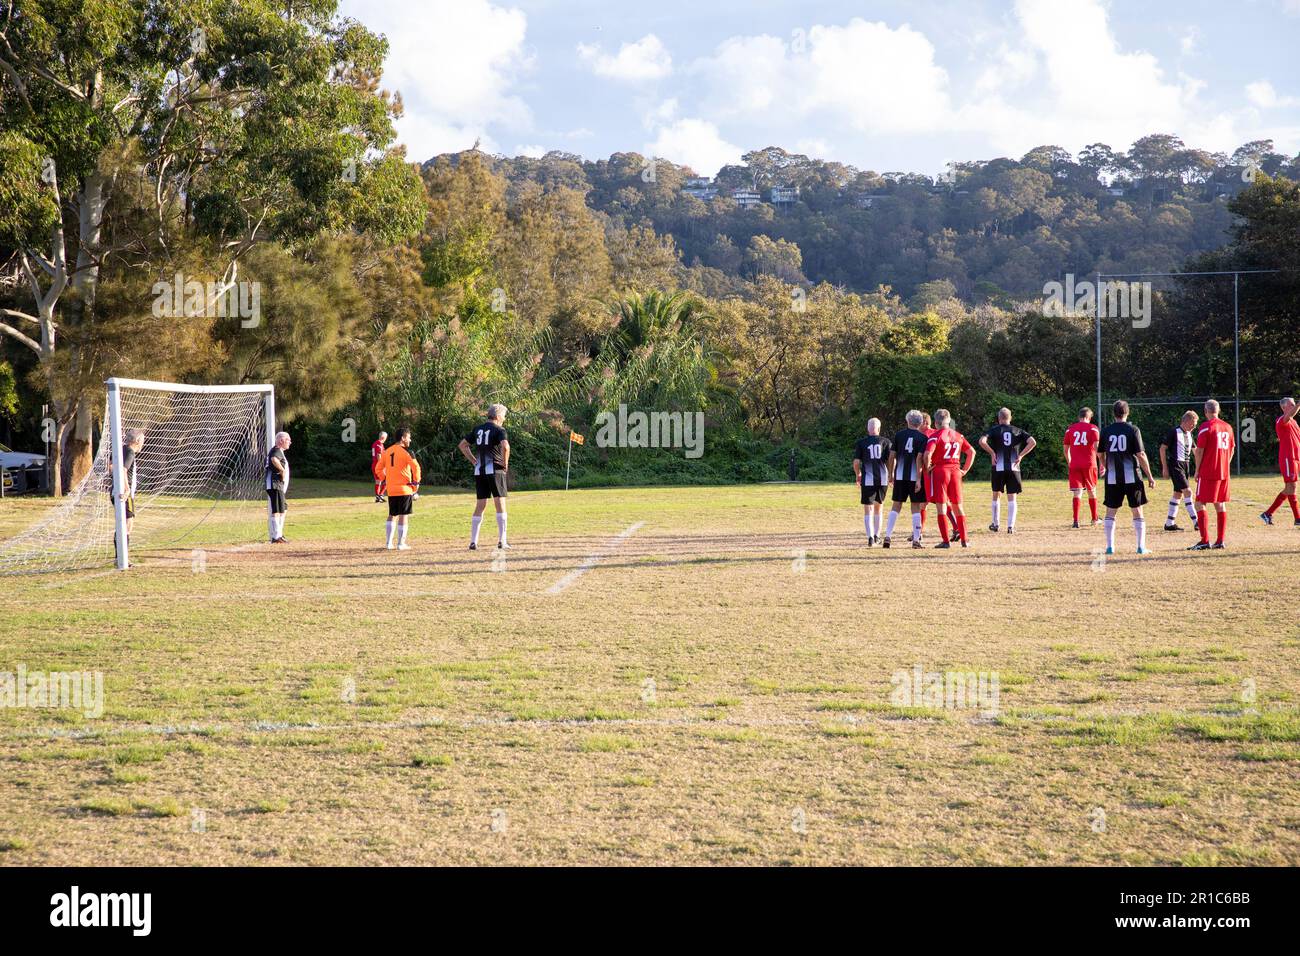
[0,382,271,575]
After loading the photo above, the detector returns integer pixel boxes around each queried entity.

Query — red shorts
[1068,465,1097,490]
[928,469,963,505]
[1195,477,1231,504]
[1281,459,1299,482]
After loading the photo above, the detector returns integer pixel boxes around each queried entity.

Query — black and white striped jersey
[984,424,1031,473]
[890,428,929,483]
[466,422,508,476]
[1100,422,1145,485]
[1162,426,1194,467]
[854,435,891,486]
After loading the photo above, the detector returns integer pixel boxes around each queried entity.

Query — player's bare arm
[1159,443,1170,478]
[1138,451,1156,488]
[1018,436,1037,464]
[978,435,994,458]
[500,438,510,471]
[961,444,976,477]
[853,456,863,485]
[457,437,477,466]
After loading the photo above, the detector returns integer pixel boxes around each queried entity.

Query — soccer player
[920,411,960,542]
[371,431,388,503]
[457,404,511,550]
[979,407,1036,534]
[884,410,930,549]
[265,431,291,544]
[1260,397,1300,527]
[1190,399,1235,551]
[1159,411,1199,531]
[381,427,421,550]
[1063,408,1100,528]
[1098,401,1156,555]
[113,428,145,561]
[924,409,976,548]
[853,418,891,547]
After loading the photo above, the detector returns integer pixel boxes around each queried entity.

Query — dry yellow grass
[1,478,1298,865]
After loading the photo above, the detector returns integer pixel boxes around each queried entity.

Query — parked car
[0,442,47,495]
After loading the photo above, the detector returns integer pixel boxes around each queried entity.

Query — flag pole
[565,433,573,491]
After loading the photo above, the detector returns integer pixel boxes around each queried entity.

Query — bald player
[1260,396,1300,527]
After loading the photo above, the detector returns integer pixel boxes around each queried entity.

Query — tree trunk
[61,395,95,491]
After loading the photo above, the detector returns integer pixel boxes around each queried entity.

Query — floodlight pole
[107,380,129,571]
[1234,272,1241,476]
[1095,271,1102,418]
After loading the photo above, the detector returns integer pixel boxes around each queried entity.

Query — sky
[337,0,1300,177]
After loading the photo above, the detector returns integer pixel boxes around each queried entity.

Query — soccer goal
[0,378,276,575]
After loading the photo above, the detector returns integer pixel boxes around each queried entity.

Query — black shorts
[388,494,414,517]
[266,488,286,514]
[1103,481,1148,510]
[860,483,886,505]
[1169,462,1191,493]
[891,479,926,504]
[991,471,1023,494]
[475,472,508,499]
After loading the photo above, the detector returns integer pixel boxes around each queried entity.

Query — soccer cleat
[1260,511,1273,526]
[934,541,951,549]
[1211,542,1225,550]
[1071,521,1080,529]
[882,537,891,549]
[375,495,384,503]
[1294,519,1300,527]
[960,540,970,548]
[1105,547,1114,555]
[911,539,923,549]
[865,537,874,548]
[1006,526,1015,535]
[497,541,511,550]
[468,542,477,550]
[1187,541,1211,551]
[1090,518,1100,526]
[950,529,961,543]
[1163,523,1183,531]
[1137,547,1150,555]
[989,523,999,532]
[397,543,412,551]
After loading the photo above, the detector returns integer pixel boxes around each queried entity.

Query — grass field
[2,477,1299,865]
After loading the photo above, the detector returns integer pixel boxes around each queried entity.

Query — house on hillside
[682,176,717,200]
[731,188,762,207]
[855,193,889,209]
[769,184,799,204]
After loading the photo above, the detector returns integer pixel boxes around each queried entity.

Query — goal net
[0,378,275,575]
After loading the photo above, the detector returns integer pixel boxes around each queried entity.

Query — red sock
[1089,498,1098,521]
[956,515,967,543]
[1267,493,1286,515]
[920,507,927,529]
[937,514,949,542]
[1288,495,1300,521]
[1216,510,1226,544]
[1198,510,1209,544]
[1072,498,1080,522]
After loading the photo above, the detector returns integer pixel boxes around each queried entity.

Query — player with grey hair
[266,430,292,544]
[853,416,891,546]
[458,403,512,549]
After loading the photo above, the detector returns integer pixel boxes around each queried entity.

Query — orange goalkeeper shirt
[381,444,422,496]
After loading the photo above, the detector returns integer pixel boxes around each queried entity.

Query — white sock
[398,522,408,546]
[1167,500,1179,522]
[1184,499,1198,521]
[1134,518,1146,550]
[991,498,1001,526]
[911,512,922,541]
[471,515,482,545]
[274,515,285,539]
[1104,517,1116,550]
[385,519,395,548]
[864,513,872,537]
[886,510,900,537]
[872,512,881,537]
[496,511,507,545]
[268,513,277,541]
[1007,500,1018,528]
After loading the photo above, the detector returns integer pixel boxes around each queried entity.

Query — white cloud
[1179,26,1200,57]
[1246,80,1300,109]
[577,34,672,82]
[340,0,532,161]
[645,119,742,177]
[514,144,547,158]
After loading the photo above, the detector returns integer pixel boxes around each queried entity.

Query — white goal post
[0,378,276,575]
[106,378,276,571]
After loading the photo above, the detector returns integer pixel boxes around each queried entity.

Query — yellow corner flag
[570,431,584,445]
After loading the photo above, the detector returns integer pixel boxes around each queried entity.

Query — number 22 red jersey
[1196,418,1235,481]
[928,427,972,470]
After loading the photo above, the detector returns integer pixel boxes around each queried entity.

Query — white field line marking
[544,521,645,595]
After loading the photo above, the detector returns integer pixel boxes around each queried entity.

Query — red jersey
[371,439,384,463]
[1063,422,1099,469]
[1277,415,1300,462]
[928,427,972,470]
[1196,418,1235,481]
